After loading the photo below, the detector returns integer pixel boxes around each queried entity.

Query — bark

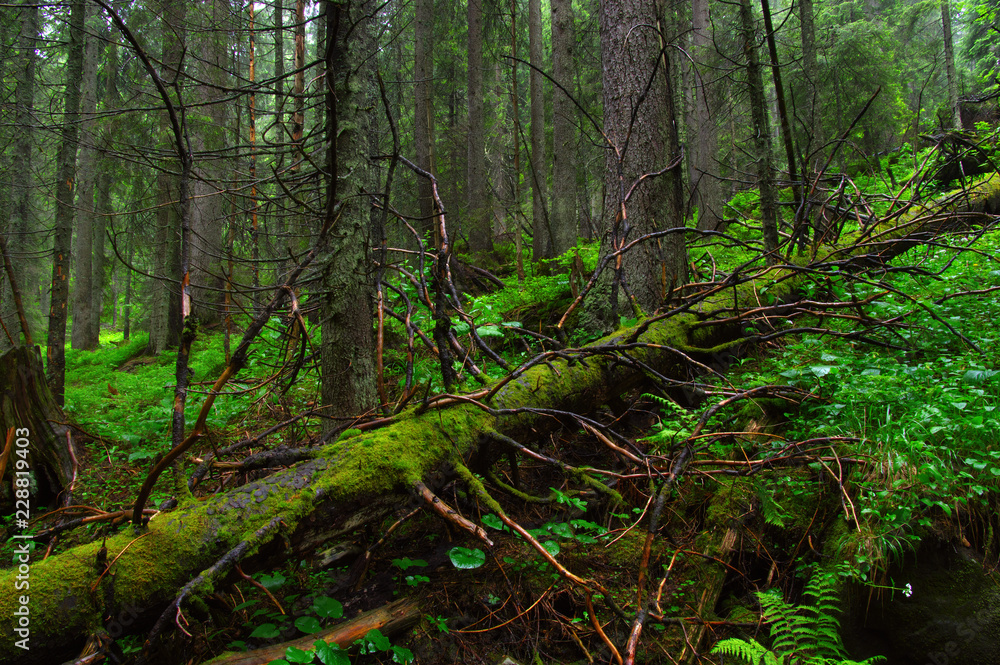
[414,0,435,244]
[0,346,76,511]
[467,0,492,253]
[3,174,1000,663]
[739,0,780,262]
[92,11,118,345]
[70,8,104,351]
[47,0,88,405]
[1,0,39,351]
[318,0,377,424]
[941,0,961,129]
[292,0,306,164]
[798,0,819,166]
[689,0,723,231]
[188,0,230,325]
[147,0,185,355]
[583,0,687,332]
[528,0,548,261]
[550,0,577,257]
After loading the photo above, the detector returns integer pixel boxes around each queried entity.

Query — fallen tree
[3,176,999,664]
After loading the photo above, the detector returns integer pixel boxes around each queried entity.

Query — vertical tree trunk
[47,0,88,405]
[147,0,185,355]
[467,0,491,253]
[3,0,39,351]
[760,0,800,236]
[414,0,435,245]
[71,8,104,351]
[319,0,377,423]
[941,0,961,128]
[92,8,118,345]
[273,0,288,279]
[292,0,306,165]
[550,0,577,259]
[689,0,723,231]
[739,0,780,261]
[583,0,687,333]
[798,0,819,165]
[528,0,548,262]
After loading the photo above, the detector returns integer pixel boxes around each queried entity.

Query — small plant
[712,566,884,665]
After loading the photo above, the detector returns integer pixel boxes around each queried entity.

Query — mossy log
[0,346,75,511]
[2,184,998,664]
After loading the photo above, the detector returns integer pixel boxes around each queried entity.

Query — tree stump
[0,345,76,512]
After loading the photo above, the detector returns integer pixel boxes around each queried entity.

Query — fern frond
[711,637,784,665]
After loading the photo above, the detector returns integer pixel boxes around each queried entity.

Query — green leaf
[250,623,280,639]
[314,640,351,665]
[284,646,315,663]
[542,540,561,557]
[312,596,344,619]
[448,547,486,569]
[295,616,322,634]
[481,513,503,530]
[365,628,392,651]
[391,557,428,571]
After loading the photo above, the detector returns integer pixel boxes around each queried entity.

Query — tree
[47,0,88,405]
[467,0,492,253]
[941,0,961,127]
[1,0,40,352]
[689,0,725,231]
[583,0,688,332]
[528,0,547,262]
[739,0,780,261]
[413,0,436,245]
[318,0,378,423]
[549,0,578,256]
[70,7,107,351]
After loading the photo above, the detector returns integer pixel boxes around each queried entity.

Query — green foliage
[712,566,885,665]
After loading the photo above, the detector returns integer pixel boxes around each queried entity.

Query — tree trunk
[319,0,377,424]
[941,0,961,128]
[0,346,76,512]
[583,0,688,332]
[550,0,577,258]
[739,0,780,261]
[528,0,548,262]
[147,0,186,355]
[798,0,820,167]
[467,0,492,254]
[2,0,39,352]
[70,8,104,351]
[689,0,723,231]
[414,0,435,245]
[47,0,88,405]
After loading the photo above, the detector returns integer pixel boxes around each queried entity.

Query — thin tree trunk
[739,0,780,262]
[941,0,961,128]
[550,0,577,258]
[689,0,723,231]
[414,0,435,245]
[47,0,88,405]
[528,0,548,262]
[71,8,104,351]
[467,0,491,253]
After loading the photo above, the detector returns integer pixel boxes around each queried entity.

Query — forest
[2,0,1000,662]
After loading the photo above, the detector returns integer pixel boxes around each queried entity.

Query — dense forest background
[3,0,1000,663]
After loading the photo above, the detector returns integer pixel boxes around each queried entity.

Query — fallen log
[2,177,998,664]
[202,597,420,665]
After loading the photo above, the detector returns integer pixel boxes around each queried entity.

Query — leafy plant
[712,567,884,665]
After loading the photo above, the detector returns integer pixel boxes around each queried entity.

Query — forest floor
[12,221,1000,664]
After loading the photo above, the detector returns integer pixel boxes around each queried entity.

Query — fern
[712,567,886,665]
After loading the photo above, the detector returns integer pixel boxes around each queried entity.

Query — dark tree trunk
[528,0,548,261]
[467,0,492,253]
[319,0,377,424]
[583,0,688,332]
[414,0,435,245]
[550,0,577,257]
[47,0,88,405]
